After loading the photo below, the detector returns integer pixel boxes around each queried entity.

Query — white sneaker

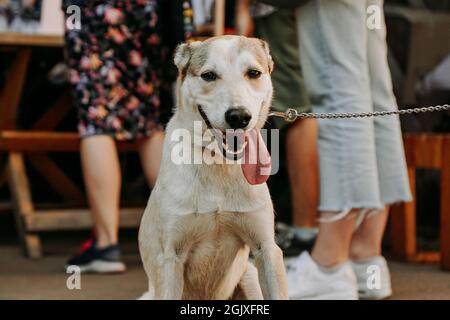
[287,252,358,300]
[351,256,392,300]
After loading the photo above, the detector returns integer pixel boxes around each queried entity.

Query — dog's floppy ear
[174,41,202,77]
[174,43,191,73]
[259,39,274,74]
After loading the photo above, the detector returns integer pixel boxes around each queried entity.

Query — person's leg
[349,208,393,300]
[286,118,319,228]
[348,2,409,299]
[311,211,357,267]
[81,135,121,248]
[288,0,379,299]
[138,130,165,188]
[367,0,412,207]
[350,207,389,260]
[253,9,317,231]
[347,0,411,262]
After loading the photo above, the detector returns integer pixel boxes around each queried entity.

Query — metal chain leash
[268,104,450,122]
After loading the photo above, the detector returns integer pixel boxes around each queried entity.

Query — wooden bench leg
[441,137,450,270]
[7,152,42,258]
[0,48,31,130]
[391,166,417,261]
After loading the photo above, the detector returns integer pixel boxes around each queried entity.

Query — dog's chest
[160,163,272,215]
[180,213,249,299]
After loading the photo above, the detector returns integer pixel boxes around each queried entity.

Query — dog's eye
[247,69,262,79]
[201,71,218,82]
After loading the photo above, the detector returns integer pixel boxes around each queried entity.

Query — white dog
[138,35,288,300]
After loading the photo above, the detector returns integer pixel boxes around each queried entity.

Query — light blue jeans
[296,0,412,213]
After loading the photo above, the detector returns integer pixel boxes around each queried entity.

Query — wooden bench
[0,34,147,258]
[391,133,450,270]
[0,130,145,259]
[0,4,227,258]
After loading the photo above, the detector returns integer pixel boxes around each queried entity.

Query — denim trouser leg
[367,0,412,206]
[296,0,412,213]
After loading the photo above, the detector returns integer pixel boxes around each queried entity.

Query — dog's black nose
[225,107,252,129]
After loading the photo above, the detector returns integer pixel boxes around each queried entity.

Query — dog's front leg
[155,248,184,300]
[234,211,288,300]
[252,241,288,300]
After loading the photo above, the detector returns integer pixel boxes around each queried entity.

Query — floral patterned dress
[63,0,194,141]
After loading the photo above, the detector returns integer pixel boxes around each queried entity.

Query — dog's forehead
[190,36,268,73]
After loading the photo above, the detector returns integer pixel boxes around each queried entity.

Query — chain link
[268,104,450,122]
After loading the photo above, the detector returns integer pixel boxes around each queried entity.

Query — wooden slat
[0,33,63,47]
[402,134,415,165]
[403,134,443,169]
[411,252,441,264]
[7,153,42,258]
[25,207,144,231]
[414,134,442,169]
[7,153,34,216]
[0,131,79,151]
[0,48,31,130]
[0,131,140,152]
[441,136,450,270]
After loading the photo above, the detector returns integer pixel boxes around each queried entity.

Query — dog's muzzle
[197,105,247,161]
[196,105,272,185]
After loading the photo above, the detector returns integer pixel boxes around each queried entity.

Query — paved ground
[1,234,450,300]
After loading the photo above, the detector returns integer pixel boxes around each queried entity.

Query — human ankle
[311,250,348,268]
[96,236,117,249]
[349,242,380,261]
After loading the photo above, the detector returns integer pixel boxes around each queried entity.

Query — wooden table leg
[0,48,43,257]
[7,153,42,258]
[441,136,450,270]
[0,48,31,130]
[0,48,31,191]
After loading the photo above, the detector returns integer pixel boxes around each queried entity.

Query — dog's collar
[197,105,213,129]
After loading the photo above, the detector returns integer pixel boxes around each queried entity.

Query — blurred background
[0,0,449,299]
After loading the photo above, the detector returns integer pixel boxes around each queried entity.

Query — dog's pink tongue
[242,129,271,185]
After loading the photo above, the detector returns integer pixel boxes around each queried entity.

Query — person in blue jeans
[242,0,411,299]
[288,0,411,300]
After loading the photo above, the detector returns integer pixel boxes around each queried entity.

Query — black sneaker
[275,223,317,257]
[66,238,126,274]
